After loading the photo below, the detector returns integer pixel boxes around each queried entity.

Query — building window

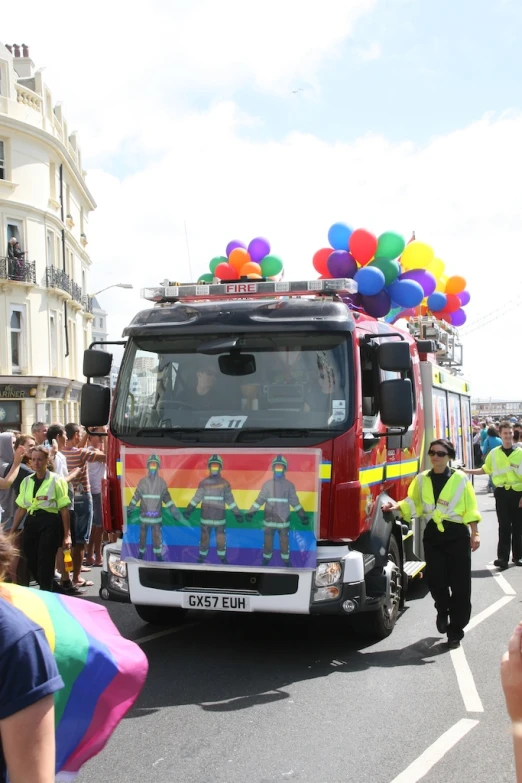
[50,312,58,375]
[46,230,54,267]
[49,161,56,200]
[0,140,5,180]
[10,305,25,374]
[66,184,71,215]
[99,317,104,329]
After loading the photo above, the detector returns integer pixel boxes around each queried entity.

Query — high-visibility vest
[484,447,522,492]
[17,471,68,516]
[398,469,481,532]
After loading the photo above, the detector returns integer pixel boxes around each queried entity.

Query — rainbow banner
[121,448,321,569]
[1,583,148,781]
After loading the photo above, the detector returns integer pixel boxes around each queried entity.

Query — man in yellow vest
[464,421,522,570]
[383,438,481,649]
[11,445,72,591]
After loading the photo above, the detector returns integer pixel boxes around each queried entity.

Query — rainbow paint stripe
[1,583,148,781]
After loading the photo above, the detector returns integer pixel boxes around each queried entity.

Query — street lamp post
[89,283,133,297]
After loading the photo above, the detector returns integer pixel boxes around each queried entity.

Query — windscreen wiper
[134,428,200,438]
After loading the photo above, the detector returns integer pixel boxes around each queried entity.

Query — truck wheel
[358,536,402,640]
[135,604,187,626]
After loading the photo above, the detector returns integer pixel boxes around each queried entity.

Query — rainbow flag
[2,583,148,781]
[121,448,320,568]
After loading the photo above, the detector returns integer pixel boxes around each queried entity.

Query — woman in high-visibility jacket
[382,439,481,649]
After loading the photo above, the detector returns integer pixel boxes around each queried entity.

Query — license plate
[182,592,251,612]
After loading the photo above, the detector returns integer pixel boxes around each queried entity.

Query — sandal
[80,565,92,573]
[74,578,94,588]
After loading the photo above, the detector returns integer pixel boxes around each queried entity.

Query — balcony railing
[0,256,36,284]
[82,295,94,313]
[71,280,82,304]
[46,266,71,295]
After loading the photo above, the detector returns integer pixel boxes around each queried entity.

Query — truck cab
[82,278,430,639]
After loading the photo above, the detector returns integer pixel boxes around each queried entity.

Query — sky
[3,0,522,399]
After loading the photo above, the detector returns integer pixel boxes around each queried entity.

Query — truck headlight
[314,561,342,587]
[108,553,127,579]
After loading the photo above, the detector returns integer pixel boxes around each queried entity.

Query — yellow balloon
[435,275,448,292]
[400,241,435,270]
[427,257,445,279]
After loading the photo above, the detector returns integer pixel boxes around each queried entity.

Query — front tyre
[358,536,402,640]
[135,604,188,626]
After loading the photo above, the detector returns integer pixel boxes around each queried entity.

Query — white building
[0,43,96,430]
[91,297,108,347]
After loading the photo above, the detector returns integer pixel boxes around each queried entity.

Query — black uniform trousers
[423,520,471,641]
[494,488,522,563]
[22,511,63,592]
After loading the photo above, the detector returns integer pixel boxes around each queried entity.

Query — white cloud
[2,1,521,398]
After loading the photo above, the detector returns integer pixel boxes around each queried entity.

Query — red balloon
[313,248,333,276]
[349,228,378,266]
[444,294,461,313]
[433,310,452,323]
[214,262,237,281]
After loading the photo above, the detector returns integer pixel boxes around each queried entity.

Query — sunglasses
[428,450,449,458]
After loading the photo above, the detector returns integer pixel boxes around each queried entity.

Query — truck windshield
[112,332,352,439]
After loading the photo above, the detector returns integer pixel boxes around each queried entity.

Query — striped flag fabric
[2,583,148,781]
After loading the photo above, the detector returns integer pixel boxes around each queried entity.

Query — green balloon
[260,255,283,277]
[197,273,214,283]
[369,257,400,285]
[209,256,227,274]
[376,232,406,261]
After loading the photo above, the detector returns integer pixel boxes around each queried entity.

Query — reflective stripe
[263,521,291,528]
[24,472,59,514]
[203,495,226,501]
[386,459,419,479]
[359,466,384,486]
[116,460,122,477]
[420,471,469,532]
[200,519,226,526]
[252,502,261,510]
[320,463,332,480]
[228,502,237,509]
[142,494,161,499]
[267,498,289,503]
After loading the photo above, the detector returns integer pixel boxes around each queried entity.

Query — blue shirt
[482,435,502,456]
[0,597,64,783]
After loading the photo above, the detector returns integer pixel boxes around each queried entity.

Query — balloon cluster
[199,238,284,283]
[312,222,470,326]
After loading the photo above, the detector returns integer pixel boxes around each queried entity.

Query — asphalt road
[76,476,521,783]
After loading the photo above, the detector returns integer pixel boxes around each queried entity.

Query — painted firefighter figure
[183,454,244,564]
[127,454,182,560]
[246,455,309,567]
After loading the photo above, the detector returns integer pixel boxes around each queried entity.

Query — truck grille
[138,567,299,596]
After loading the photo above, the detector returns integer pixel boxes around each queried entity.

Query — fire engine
[81,277,473,639]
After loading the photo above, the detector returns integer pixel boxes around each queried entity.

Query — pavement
[76,476,520,783]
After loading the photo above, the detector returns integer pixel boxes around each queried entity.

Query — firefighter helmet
[208,454,223,469]
[147,454,161,469]
[272,455,288,471]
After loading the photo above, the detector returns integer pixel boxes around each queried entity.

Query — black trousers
[494,488,522,563]
[423,521,471,641]
[22,512,62,591]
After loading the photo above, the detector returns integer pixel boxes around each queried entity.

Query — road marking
[389,719,479,783]
[135,622,197,645]
[450,646,484,712]
[466,595,515,632]
[486,563,516,596]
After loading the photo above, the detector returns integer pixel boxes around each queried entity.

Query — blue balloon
[328,222,353,251]
[354,266,385,297]
[387,279,424,308]
[427,292,447,311]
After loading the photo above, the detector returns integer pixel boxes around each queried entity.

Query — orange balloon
[240,261,262,276]
[228,247,251,272]
[445,275,466,295]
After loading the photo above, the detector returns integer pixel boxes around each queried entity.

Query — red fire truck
[81,277,473,639]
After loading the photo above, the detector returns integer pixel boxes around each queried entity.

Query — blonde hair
[0,528,16,582]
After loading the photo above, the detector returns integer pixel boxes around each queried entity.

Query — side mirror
[83,349,113,379]
[377,342,411,372]
[380,379,413,428]
[80,384,110,427]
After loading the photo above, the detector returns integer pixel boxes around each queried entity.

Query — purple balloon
[400,269,437,297]
[248,237,271,263]
[226,239,247,257]
[450,308,467,327]
[341,292,363,310]
[362,290,391,319]
[458,290,471,306]
[327,250,358,279]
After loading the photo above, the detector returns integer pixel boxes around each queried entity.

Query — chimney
[5,44,12,53]
[13,44,21,58]
[22,44,29,58]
